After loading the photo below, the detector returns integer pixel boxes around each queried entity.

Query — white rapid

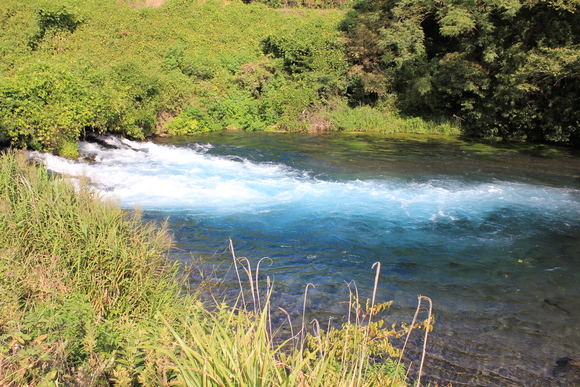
[32,137,580,228]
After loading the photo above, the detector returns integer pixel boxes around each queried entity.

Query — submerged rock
[543,298,572,315]
[83,133,132,150]
[554,357,580,385]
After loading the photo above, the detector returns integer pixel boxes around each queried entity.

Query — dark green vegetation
[0,151,413,385]
[341,0,580,143]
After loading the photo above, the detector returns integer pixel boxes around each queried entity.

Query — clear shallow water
[36,132,580,386]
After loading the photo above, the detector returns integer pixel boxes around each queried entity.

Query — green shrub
[0,61,95,151]
[28,4,85,50]
[167,105,222,134]
[56,140,79,159]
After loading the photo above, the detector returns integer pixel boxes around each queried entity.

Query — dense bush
[0,60,160,154]
[0,0,474,153]
[2,0,576,148]
[342,0,580,143]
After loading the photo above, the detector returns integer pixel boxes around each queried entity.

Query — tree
[0,61,159,156]
[342,0,580,143]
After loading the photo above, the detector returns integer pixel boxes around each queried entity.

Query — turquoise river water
[36,132,580,386]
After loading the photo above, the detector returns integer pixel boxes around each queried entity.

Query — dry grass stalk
[300,283,315,356]
[229,238,247,309]
[255,257,273,314]
[397,295,434,387]
[225,242,432,387]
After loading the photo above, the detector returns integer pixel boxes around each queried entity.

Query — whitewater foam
[31,139,580,230]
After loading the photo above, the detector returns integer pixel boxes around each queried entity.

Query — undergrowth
[0,151,432,386]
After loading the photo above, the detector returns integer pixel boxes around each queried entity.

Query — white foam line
[29,140,580,224]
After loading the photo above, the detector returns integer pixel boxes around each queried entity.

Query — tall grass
[154,245,430,387]
[0,152,431,386]
[0,151,179,319]
[156,280,409,387]
[0,151,184,385]
[329,105,461,135]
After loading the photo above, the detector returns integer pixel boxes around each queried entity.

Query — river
[35,132,580,386]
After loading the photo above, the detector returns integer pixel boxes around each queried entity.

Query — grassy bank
[0,151,421,386]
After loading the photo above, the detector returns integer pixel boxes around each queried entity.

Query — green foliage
[163,44,219,80]
[167,105,222,134]
[156,295,408,387]
[0,0,469,151]
[57,140,79,159]
[0,60,161,151]
[110,62,160,138]
[438,7,475,37]
[343,0,580,143]
[0,0,360,146]
[0,61,98,151]
[259,17,349,130]
[161,12,349,133]
[250,0,358,10]
[0,152,189,385]
[28,4,84,50]
[262,18,348,82]
[263,80,321,130]
[0,295,118,385]
[0,152,179,319]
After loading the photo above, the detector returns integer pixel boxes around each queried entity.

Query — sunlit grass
[329,105,461,135]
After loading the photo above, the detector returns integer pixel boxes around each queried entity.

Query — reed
[156,252,415,387]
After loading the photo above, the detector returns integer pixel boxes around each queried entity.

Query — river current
[35,132,580,386]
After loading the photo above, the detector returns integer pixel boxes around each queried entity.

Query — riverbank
[0,151,413,386]
[0,0,462,159]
